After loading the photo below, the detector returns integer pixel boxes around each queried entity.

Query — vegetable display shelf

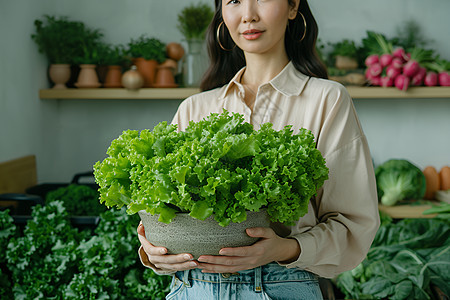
[39,86,450,100]
[378,202,440,219]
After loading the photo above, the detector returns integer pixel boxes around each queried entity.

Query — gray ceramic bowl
[138,209,270,259]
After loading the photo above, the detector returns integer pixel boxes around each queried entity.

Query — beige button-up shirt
[139,61,380,278]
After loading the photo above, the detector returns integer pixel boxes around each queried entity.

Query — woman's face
[221,0,298,56]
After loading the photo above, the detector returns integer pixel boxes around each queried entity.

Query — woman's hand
[137,222,199,272]
[196,227,301,273]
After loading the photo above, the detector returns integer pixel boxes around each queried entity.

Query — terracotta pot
[134,58,158,87]
[104,65,123,88]
[335,55,358,70]
[138,210,270,259]
[75,64,101,88]
[154,65,178,88]
[121,65,144,89]
[49,64,71,89]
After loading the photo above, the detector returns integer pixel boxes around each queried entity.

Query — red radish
[381,76,394,87]
[438,72,450,86]
[380,54,393,68]
[393,47,407,61]
[394,74,410,91]
[370,76,382,86]
[424,71,438,86]
[392,57,404,69]
[365,54,379,67]
[369,63,383,77]
[411,67,426,86]
[386,65,401,79]
[403,60,420,77]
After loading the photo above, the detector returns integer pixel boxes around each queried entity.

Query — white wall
[0,0,449,183]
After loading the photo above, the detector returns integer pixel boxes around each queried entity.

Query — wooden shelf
[39,88,200,100]
[378,203,438,219]
[39,86,450,100]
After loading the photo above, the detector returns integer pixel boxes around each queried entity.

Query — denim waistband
[174,263,318,292]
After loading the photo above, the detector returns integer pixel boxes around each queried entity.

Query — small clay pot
[104,65,123,88]
[154,65,178,88]
[133,58,158,87]
[49,64,71,89]
[138,210,270,259]
[75,64,101,88]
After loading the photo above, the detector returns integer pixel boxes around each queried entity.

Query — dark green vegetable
[6,201,84,299]
[2,203,170,299]
[0,210,16,299]
[94,110,329,227]
[45,184,106,216]
[375,159,426,206]
[336,217,450,299]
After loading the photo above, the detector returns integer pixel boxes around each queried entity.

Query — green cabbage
[375,159,426,206]
[93,110,329,226]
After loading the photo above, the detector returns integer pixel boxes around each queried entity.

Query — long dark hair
[200,0,328,91]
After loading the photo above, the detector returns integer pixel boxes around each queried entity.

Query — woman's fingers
[137,223,168,255]
[150,253,194,264]
[151,253,199,270]
[137,222,198,271]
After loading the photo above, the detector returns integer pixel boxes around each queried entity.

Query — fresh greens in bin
[336,216,450,299]
[45,184,106,216]
[2,203,171,299]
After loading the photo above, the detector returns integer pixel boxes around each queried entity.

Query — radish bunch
[365,47,450,91]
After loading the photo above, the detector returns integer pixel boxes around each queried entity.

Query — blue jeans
[165,262,323,299]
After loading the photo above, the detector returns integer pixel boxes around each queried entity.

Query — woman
[138,0,380,298]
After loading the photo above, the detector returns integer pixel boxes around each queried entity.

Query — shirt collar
[220,61,310,98]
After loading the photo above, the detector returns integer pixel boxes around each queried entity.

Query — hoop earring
[298,11,307,42]
[216,21,235,51]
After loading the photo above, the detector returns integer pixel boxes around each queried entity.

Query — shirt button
[221,273,231,278]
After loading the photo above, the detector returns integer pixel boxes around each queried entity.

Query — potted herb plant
[93,111,329,258]
[177,3,214,87]
[127,35,166,87]
[72,28,104,88]
[100,44,128,88]
[31,15,92,89]
[330,39,359,70]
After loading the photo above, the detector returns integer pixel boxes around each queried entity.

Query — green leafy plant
[45,184,106,216]
[127,35,166,63]
[177,3,214,40]
[6,201,85,298]
[71,29,104,65]
[3,202,171,299]
[98,44,129,66]
[0,210,16,299]
[94,110,329,227]
[375,159,426,206]
[31,15,102,64]
[330,39,358,58]
[361,31,395,56]
[64,207,170,299]
[336,217,450,299]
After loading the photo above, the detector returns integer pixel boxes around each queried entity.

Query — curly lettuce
[94,110,328,226]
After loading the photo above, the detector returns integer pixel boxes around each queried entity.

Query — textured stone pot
[138,210,270,259]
